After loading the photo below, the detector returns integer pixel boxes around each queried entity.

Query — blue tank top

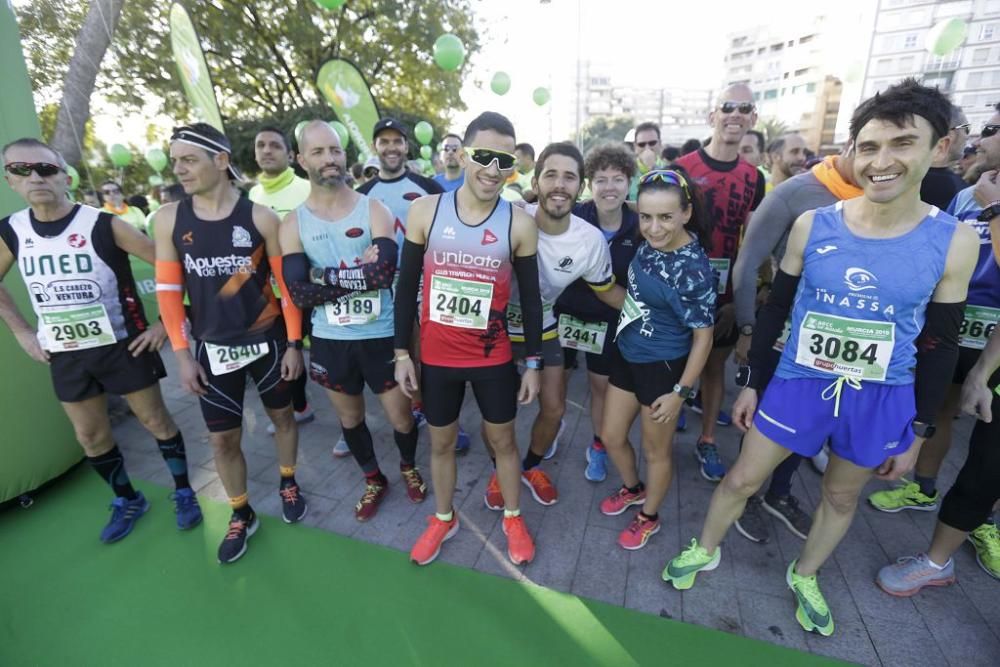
[297,196,394,341]
[946,187,1000,351]
[776,202,956,385]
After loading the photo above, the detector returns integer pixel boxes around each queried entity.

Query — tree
[756,117,790,146]
[575,116,635,155]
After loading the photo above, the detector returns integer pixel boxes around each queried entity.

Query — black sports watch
[673,384,696,399]
[736,365,753,388]
[911,420,936,439]
[976,200,1000,222]
[739,324,754,336]
[287,340,304,350]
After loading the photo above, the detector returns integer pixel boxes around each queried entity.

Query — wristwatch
[976,200,1000,222]
[673,384,696,400]
[524,356,544,371]
[287,340,304,350]
[735,365,753,388]
[911,420,936,439]
[739,324,754,336]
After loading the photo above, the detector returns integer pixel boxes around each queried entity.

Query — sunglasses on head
[4,162,63,178]
[951,122,971,133]
[982,124,1000,139]
[464,147,517,171]
[639,169,691,197]
[718,101,756,115]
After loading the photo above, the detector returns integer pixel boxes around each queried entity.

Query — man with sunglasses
[100,180,147,232]
[920,106,971,210]
[0,138,203,543]
[628,122,667,200]
[433,134,464,192]
[395,111,544,566]
[675,85,766,482]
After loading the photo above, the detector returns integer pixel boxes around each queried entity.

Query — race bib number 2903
[40,305,115,352]
[794,311,894,381]
[428,276,492,330]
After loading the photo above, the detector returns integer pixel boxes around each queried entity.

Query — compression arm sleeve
[514,254,543,358]
[155,260,188,351]
[914,301,964,423]
[320,237,398,290]
[394,239,424,350]
[269,256,302,341]
[733,194,795,327]
[747,269,800,389]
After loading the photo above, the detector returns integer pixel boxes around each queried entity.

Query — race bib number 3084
[428,276,492,330]
[794,311,895,381]
[41,305,115,352]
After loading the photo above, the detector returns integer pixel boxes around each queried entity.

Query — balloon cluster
[413,120,434,173]
[431,35,549,106]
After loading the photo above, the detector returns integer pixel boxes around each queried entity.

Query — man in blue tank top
[279,121,427,522]
[662,79,980,637]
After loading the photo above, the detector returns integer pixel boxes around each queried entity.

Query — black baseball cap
[372,117,408,141]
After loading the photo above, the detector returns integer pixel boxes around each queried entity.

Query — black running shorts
[420,361,519,427]
[49,338,166,403]
[608,343,687,407]
[195,338,291,432]
[308,336,397,395]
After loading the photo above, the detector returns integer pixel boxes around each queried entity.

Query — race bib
[794,311,894,381]
[40,305,115,352]
[324,291,381,326]
[429,276,492,330]
[958,305,999,350]
[506,301,554,336]
[558,314,608,354]
[709,258,731,295]
[773,317,792,353]
[206,342,267,376]
[616,292,644,339]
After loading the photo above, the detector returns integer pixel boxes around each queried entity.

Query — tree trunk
[50,0,125,166]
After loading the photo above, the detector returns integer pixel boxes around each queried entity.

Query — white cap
[624,128,636,143]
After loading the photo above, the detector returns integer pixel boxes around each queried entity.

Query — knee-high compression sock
[342,421,379,475]
[156,432,191,490]
[394,427,418,467]
[87,445,137,499]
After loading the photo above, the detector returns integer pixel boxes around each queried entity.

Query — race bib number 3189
[794,311,894,381]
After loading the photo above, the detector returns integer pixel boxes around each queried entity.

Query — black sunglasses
[4,162,63,178]
[982,124,1000,139]
[464,147,517,171]
[719,101,756,115]
[636,140,659,149]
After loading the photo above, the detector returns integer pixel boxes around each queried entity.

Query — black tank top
[172,196,283,345]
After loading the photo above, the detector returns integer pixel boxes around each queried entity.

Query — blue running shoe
[695,439,727,482]
[412,408,427,429]
[677,409,687,432]
[170,488,203,530]
[689,397,733,426]
[584,441,608,482]
[456,427,471,454]
[544,419,565,460]
[100,492,150,543]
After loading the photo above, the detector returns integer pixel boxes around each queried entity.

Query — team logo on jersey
[482,229,498,245]
[182,231,194,245]
[815,244,838,255]
[844,267,877,292]
[345,227,364,239]
[232,226,253,248]
[442,226,456,239]
[29,279,102,306]
[403,192,422,201]
[556,256,574,272]
[24,237,34,248]
[67,234,87,249]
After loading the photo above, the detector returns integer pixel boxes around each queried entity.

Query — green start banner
[0,2,80,503]
[316,59,380,160]
[170,2,225,132]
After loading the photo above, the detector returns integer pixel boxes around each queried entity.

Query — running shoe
[786,560,834,636]
[400,466,428,503]
[763,493,811,540]
[279,483,308,523]
[676,408,687,432]
[810,445,830,475]
[618,512,661,550]
[867,479,939,513]
[455,427,471,454]
[100,492,150,543]
[734,495,770,544]
[217,513,259,564]
[522,468,558,505]
[484,472,504,511]
[600,485,646,516]
[967,522,1000,580]
[690,396,732,426]
[170,488,203,531]
[661,539,721,590]
[695,438,726,482]
[412,407,427,429]
[584,441,608,482]
[876,553,956,597]
[268,405,315,434]
[502,515,535,564]
[332,435,350,458]
[410,514,459,566]
[355,477,389,522]
[543,419,565,460]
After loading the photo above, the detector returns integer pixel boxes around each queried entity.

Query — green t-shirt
[248,173,311,220]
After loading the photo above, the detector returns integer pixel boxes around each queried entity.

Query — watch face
[736,366,750,387]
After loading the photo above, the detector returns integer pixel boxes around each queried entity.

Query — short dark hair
[849,78,951,145]
[767,137,786,155]
[162,184,186,202]
[744,129,765,153]
[351,162,364,180]
[635,122,661,140]
[255,125,290,151]
[1,137,64,167]
[584,143,635,181]
[101,180,122,191]
[636,166,712,253]
[443,133,463,144]
[514,143,535,159]
[535,142,585,181]
[681,138,701,155]
[463,112,516,145]
[662,146,680,162]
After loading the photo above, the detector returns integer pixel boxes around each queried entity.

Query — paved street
[115,350,1000,666]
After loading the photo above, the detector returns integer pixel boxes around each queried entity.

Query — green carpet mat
[0,468,838,666]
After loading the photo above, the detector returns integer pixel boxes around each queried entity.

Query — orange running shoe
[521,468,558,506]
[410,514,460,566]
[400,466,427,503]
[484,472,504,511]
[502,515,535,565]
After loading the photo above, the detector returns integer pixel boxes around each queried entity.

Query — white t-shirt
[508,204,614,340]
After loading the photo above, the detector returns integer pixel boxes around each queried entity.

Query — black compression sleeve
[914,301,964,423]
[283,253,353,308]
[394,239,425,350]
[747,269,800,389]
[513,254,543,358]
[325,237,398,289]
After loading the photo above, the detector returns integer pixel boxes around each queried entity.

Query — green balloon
[420,145,432,160]
[312,0,345,9]
[145,148,168,173]
[329,120,350,147]
[148,174,164,187]
[433,34,465,71]
[491,71,511,96]
[414,121,434,146]
[927,18,967,56]
[66,165,79,191]
[532,87,551,107]
[109,144,132,168]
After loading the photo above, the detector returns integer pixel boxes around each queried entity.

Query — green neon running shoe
[967,522,1000,580]
[867,479,938,513]
[661,539,721,590]
[786,560,834,636]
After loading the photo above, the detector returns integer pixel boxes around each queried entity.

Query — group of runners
[2,75,999,637]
